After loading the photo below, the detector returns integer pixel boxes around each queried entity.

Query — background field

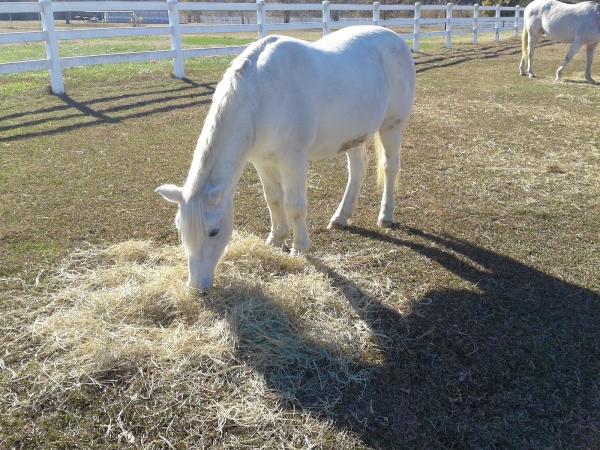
[1,37,599,448]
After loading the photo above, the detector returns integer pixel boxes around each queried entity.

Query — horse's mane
[183,36,278,200]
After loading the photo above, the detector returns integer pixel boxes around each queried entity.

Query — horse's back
[250,26,415,159]
[312,26,415,116]
[255,26,413,82]
[313,25,408,55]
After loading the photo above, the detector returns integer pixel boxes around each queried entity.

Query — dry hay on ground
[2,232,382,448]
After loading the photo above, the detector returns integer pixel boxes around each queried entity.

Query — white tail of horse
[374,132,385,189]
[373,131,401,192]
[520,26,528,75]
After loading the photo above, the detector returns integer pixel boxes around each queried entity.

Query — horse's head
[155,183,233,292]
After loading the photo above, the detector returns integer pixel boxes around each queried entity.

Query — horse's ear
[205,185,224,207]
[155,184,183,204]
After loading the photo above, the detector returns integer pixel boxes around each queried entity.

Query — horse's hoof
[585,78,596,84]
[327,220,347,231]
[377,219,395,229]
[519,71,527,77]
[290,248,306,257]
[266,235,285,248]
[528,73,536,79]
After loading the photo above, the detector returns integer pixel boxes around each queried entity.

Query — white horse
[156,26,416,291]
[519,0,600,82]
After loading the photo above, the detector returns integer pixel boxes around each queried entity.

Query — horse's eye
[208,229,219,237]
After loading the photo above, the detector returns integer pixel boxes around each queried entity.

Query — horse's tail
[374,131,385,190]
[521,25,528,61]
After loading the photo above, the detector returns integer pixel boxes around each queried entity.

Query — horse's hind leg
[527,29,540,78]
[328,145,367,230]
[585,43,598,83]
[254,162,290,247]
[377,120,407,229]
[556,38,583,81]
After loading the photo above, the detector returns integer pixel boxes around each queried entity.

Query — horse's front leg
[556,38,583,81]
[328,145,367,230]
[254,162,290,247]
[280,157,310,255]
[585,43,598,83]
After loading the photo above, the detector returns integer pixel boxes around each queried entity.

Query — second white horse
[520,0,600,82]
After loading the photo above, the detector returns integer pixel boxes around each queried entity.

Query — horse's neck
[184,92,255,200]
[203,118,253,197]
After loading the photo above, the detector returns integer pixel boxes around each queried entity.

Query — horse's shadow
[564,79,599,86]
[204,226,600,448]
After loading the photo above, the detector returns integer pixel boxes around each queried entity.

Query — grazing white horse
[156,26,416,291]
[519,0,600,82]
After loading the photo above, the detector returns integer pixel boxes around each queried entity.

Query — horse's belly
[308,125,376,161]
[542,22,574,42]
[541,12,578,42]
[308,92,388,160]
[307,138,363,161]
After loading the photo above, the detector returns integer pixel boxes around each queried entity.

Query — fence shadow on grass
[565,79,600,86]
[207,226,600,448]
[0,80,216,143]
[414,40,555,73]
[1,39,569,145]
[2,40,563,143]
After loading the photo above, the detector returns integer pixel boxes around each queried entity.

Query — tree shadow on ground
[206,226,600,449]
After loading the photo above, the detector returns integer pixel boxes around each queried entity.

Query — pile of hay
[2,232,379,448]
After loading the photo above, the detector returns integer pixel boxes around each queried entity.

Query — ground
[1,36,599,449]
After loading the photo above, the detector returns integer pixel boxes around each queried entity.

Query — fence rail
[0,0,524,94]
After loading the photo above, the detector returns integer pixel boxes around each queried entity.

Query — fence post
[445,3,452,49]
[472,3,479,46]
[413,2,421,52]
[322,1,330,36]
[372,2,380,26]
[39,0,64,95]
[256,0,266,38]
[167,0,184,79]
[514,5,520,38]
[495,4,500,43]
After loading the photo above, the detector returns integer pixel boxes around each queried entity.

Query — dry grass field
[1,38,599,449]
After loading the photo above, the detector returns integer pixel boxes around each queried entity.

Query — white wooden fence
[0,1,524,94]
